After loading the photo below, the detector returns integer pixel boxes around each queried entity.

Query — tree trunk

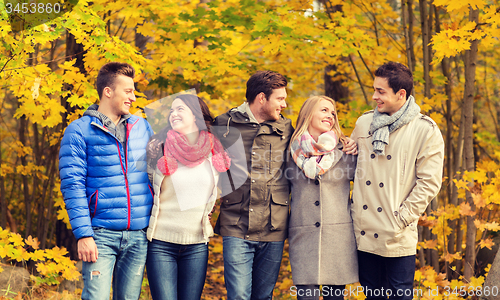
[320,1,350,104]
[402,0,413,71]
[19,115,31,237]
[419,0,431,96]
[325,63,349,104]
[407,0,416,72]
[441,54,458,279]
[0,137,6,229]
[463,7,479,281]
[419,0,439,271]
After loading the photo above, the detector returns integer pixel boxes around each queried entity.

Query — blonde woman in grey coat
[288,95,359,300]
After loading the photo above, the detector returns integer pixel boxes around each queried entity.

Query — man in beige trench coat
[350,62,444,300]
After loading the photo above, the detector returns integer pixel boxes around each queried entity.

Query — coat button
[366,180,371,185]
[377,207,382,212]
[363,205,368,210]
[315,201,320,206]
[361,230,365,235]
[315,179,320,185]
[250,208,254,212]
[315,222,320,227]
[374,233,379,238]
[394,211,398,216]
[379,182,384,187]
[370,153,375,159]
[387,155,392,160]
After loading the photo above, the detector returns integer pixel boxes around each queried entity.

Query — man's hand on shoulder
[343,137,358,155]
[78,237,99,263]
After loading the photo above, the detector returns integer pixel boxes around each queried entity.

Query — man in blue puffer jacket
[59,62,153,300]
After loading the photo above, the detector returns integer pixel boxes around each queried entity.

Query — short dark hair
[96,62,135,99]
[245,70,287,104]
[374,62,413,100]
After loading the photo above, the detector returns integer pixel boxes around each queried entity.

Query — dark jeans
[296,285,345,300]
[357,251,416,300]
[146,239,208,300]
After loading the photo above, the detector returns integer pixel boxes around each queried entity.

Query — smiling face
[308,99,336,141]
[106,74,136,118]
[169,98,199,135]
[372,76,406,116]
[259,87,287,122]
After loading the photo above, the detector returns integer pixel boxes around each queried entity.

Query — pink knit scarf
[157,130,231,175]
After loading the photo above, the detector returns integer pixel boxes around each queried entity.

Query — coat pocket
[270,185,290,231]
[220,188,245,226]
[88,190,98,219]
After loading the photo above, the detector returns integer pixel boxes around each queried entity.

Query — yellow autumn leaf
[458,202,475,216]
[444,252,462,263]
[453,179,469,190]
[484,221,500,231]
[475,169,488,184]
[472,193,486,208]
[25,236,40,250]
[479,238,495,250]
[419,239,438,249]
[211,243,223,254]
[468,276,485,288]
[8,233,24,247]
[31,250,46,262]
[0,245,9,258]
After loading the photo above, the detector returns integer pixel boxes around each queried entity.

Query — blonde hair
[290,95,346,147]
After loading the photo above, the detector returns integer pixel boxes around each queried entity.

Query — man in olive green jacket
[213,71,294,300]
[351,62,444,300]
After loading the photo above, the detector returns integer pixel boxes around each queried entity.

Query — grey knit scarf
[370,95,420,155]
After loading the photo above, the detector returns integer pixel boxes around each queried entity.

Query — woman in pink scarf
[288,95,358,300]
[145,95,230,300]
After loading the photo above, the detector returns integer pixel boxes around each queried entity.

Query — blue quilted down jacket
[59,114,154,240]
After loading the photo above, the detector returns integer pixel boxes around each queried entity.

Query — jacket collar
[228,102,288,134]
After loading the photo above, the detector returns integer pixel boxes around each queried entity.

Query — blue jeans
[146,239,208,300]
[357,251,416,300]
[223,236,284,300]
[81,228,148,300]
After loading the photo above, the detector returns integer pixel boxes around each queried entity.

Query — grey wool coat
[288,143,359,285]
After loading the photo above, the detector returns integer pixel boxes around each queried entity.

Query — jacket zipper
[116,140,131,229]
[92,119,138,230]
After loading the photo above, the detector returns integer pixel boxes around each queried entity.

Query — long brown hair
[290,95,346,147]
[147,95,214,169]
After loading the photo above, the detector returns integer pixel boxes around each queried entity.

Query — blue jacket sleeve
[59,121,94,240]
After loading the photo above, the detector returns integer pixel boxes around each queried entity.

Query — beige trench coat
[350,111,444,257]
